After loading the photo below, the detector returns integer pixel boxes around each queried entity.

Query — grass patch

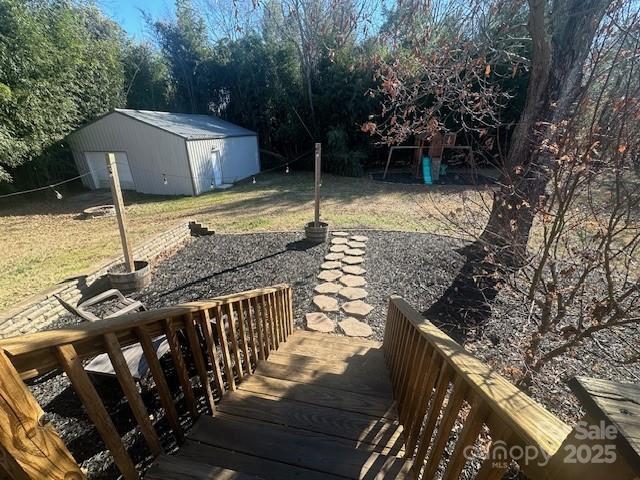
[0,172,491,309]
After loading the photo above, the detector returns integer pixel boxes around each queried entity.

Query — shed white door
[85,152,135,190]
[211,150,222,187]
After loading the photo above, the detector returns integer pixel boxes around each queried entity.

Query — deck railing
[384,295,574,479]
[0,284,293,480]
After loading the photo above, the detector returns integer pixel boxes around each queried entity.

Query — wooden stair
[146,330,413,479]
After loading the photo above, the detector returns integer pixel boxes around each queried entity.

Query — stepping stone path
[342,265,366,275]
[340,275,366,287]
[307,232,373,338]
[306,313,335,333]
[317,270,342,282]
[339,317,373,337]
[313,295,339,312]
[342,256,364,265]
[342,300,374,317]
[314,282,341,294]
[321,261,342,270]
[338,287,368,300]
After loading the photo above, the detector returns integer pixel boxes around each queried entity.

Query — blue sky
[100,0,175,40]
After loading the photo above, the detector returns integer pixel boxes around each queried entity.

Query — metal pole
[314,143,321,227]
[106,153,134,273]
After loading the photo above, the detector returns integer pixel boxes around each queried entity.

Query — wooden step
[146,454,263,480]
[218,389,404,454]
[187,414,414,479]
[293,330,382,348]
[283,333,382,358]
[238,374,397,419]
[267,350,386,376]
[255,361,393,398]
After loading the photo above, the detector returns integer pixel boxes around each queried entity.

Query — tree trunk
[428,0,612,333]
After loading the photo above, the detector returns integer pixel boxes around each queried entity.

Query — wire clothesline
[0,150,313,200]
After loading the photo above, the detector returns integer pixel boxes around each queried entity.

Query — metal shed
[68,109,260,196]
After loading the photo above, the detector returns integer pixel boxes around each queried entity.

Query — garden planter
[305,221,329,243]
[107,260,151,292]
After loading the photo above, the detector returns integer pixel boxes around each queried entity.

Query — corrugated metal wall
[187,136,260,195]
[68,112,194,196]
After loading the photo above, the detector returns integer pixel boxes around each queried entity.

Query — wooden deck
[145,330,413,479]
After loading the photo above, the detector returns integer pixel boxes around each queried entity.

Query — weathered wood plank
[218,389,404,454]
[177,440,345,480]
[0,349,82,480]
[238,374,397,419]
[145,454,263,480]
[225,303,244,382]
[255,361,392,399]
[187,414,413,479]
[55,344,139,480]
[199,310,225,397]
[214,305,235,391]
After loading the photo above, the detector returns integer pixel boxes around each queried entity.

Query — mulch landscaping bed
[27,230,639,478]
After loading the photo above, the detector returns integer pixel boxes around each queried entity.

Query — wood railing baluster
[244,299,259,370]
[405,350,441,454]
[397,327,418,417]
[215,305,236,391]
[286,288,294,336]
[420,376,469,479]
[0,349,83,480]
[262,294,274,351]
[267,293,279,350]
[199,309,225,396]
[399,337,430,428]
[251,296,267,360]
[103,333,163,456]
[236,301,252,375]
[225,303,244,381]
[164,318,198,418]
[135,325,184,443]
[274,290,285,342]
[184,313,216,414]
[441,398,489,480]
[412,364,452,474]
[55,343,139,480]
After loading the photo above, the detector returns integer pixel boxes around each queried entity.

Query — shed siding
[68,112,193,196]
[187,136,260,195]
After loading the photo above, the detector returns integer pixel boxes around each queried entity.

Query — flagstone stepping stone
[338,287,368,300]
[342,256,364,265]
[331,237,349,245]
[330,244,349,253]
[340,275,367,287]
[339,317,373,337]
[350,235,369,242]
[314,282,341,294]
[313,295,339,312]
[347,241,366,249]
[332,231,349,237]
[342,265,366,275]
[325,252,345,261]
[306,313,335,333]
[345,248,365,256]
[342,300,374,317]
[317,269,342,282]
[321,261,342,270]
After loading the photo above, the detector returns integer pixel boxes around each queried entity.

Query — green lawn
[0,172,491,310]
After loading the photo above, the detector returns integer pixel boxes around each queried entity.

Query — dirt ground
[0,171,492,310]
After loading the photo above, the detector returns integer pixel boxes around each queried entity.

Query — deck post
[106,152,134,273]
[0,349,83,480]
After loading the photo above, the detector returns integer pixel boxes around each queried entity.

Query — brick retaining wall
[0,222,194,338]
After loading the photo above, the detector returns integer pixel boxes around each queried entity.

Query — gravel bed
[25,230,640,478]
